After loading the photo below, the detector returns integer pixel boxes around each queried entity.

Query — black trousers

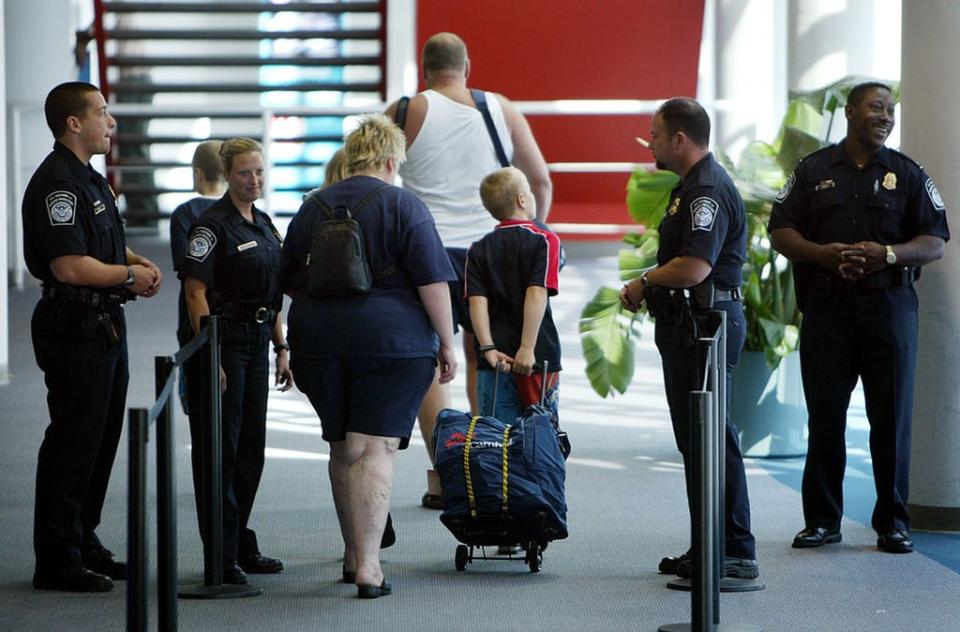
[31,298,128,571]
[186,319,271,562]
[799,286,918,534]
[654,301,756,560]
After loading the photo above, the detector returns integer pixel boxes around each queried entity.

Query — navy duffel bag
[434,406,568,545]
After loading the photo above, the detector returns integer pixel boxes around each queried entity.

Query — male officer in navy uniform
[621,97,759,580]
[769,82,948,554]
[23,82,162,591]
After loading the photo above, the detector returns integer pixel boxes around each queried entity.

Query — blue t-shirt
[279,175,456,358]
[170,196,218,337]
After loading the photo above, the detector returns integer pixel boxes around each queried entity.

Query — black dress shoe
[238,553,283,574]
[792,526,842,548]
[82,547,127,580]
[33,562,113,592]
[380,513,396,549]
[877,528,914,554]
[659,550,690,575]
[222,562,248,585]
[357,579,392,599]
[677,557,760,580]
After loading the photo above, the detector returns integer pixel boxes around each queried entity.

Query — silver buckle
[255,307,269,324]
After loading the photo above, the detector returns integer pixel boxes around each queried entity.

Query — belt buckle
[254,307,269,323]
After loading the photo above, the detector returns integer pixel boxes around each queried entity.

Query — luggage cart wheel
[525,544,542,573]
[455,545,469,571]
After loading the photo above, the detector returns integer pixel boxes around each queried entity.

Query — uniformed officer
[24,82,162,592]
[621,97,759,580]
[180,137,293,585]
[769,82,949,554]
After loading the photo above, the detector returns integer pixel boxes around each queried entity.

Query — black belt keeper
[42,284,129,308]
[216,302,277,324]
[714,287,742,303]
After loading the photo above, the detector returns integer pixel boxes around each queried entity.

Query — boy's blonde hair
[480,167,526,221]
[219,137,262,174]
[344,114,406,174]
[323,147,351,188]
[192,140,224,183]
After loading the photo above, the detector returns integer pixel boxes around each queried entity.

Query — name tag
[815,179,835,191]
[93,200,106,215]
[237,240,258,252]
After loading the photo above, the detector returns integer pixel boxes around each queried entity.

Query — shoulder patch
[690,197,719,232]
[775,172,796,203]
[186,226,217,262]
[46,191,77,226]
[925,178,946,211]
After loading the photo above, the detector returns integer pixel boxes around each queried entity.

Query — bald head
[422,32,468,76]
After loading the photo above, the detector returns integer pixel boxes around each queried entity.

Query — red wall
[415,0,704,234]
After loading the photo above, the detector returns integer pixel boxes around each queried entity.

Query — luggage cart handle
[489,360,550,417]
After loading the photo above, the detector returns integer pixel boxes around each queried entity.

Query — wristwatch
[274,343,290,354]
[640,271,651,287]
[885,245,897,265]
[478,344,497,353]
[124,266,136,287]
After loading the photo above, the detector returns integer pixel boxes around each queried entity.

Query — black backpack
[306,183,391,297]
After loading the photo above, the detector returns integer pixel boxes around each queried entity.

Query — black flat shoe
[82,547,127,580]
[877,528,914,554]
[658,550,690,575]
[792,526,842,548]
[342,566,356,584]
[380,513,396,549]
[357,579,392,599]
[238,553,284,574]
[33,562,113,592]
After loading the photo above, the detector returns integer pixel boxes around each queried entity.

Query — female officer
[280,115,456,598]
[180,137,293,585]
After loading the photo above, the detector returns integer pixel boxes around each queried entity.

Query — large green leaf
[579,287,637,397]
[625,168,680,227]
[618,232,659,281]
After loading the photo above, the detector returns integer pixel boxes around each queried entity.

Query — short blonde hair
[220,137,262,174]
[480,167,526,221]
[323,147,351,188]
[344,114,406,174]
[192,140,223,183]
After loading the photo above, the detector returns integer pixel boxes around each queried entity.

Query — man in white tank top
[386,32,552,509]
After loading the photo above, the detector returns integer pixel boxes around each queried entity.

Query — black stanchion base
[658,623,762,631]
[178,582,263,599]
[665,577,766,592]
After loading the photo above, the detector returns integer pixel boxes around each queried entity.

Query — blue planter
[732,351,807,458]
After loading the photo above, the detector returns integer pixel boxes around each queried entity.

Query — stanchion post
[155,356,178,631]
[715,310,727,621]
[127,408,149,632]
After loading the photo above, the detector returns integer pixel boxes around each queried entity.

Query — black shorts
[446,247,472,334]
[292,355,436,449]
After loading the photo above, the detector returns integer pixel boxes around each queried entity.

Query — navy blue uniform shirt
[22,142,127,284]
[465,219,562,371]
[170,196,218,334]
[657,152,746,289]
[279,175,455,359]
[178,194,283,310]
[769,143,950,307]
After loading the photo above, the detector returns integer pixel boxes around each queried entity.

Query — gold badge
[882,172,897,190]
[667,197,680,215]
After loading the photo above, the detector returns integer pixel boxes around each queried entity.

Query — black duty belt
[715,287,742,302]
[216,302,277,324]
[42,284,130,308]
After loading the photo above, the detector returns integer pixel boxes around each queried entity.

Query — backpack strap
[348,182,391,218]
[393,96,410,130]
[471,88,510,168]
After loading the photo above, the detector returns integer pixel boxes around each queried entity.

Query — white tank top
[399,89,514,248]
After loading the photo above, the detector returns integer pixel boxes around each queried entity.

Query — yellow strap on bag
[463,416,479,518]
[501,425,511,513]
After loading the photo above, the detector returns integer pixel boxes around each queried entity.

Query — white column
[0,0,8,384]
[711,0,788,162]
[901,0,960,530]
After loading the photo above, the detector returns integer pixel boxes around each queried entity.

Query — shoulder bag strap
[393,96,411,130]
[471,88,510,168]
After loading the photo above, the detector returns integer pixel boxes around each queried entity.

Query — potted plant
[579,77,897,456]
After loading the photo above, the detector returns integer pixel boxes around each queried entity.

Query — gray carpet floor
[1,234,958,632]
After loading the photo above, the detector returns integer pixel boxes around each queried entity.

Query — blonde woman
[280,115,456,598]
[180,137,293,585]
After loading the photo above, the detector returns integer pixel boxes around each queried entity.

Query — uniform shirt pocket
[867,193,906,243]
[224,248,270,299]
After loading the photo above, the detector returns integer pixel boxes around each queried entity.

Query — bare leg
[342,432,398,587]
[463,332,479,416]
[328,441,354,573]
